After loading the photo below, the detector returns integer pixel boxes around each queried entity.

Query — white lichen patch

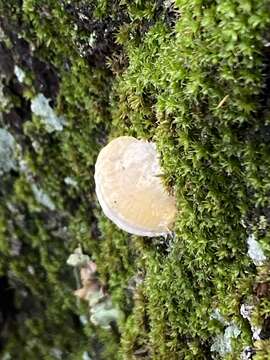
[82,352,92,360]
[31,184,55,211]
[240,303,254,322]
[31,93,66,133]
[240,303,261,340]
[258,215,268,230]
[67,247,90,267]
[252,327,261,340]
[88,32,96,48]
[0,128,17,175]
[17,156,56,211]
[79,315,88,325]
[0,78,10,111]
[64,176,78,187]
[247,234,267,266]
[210,308,229,326]
[14,65,26,83]
[27,265,35,275]
[31,140,41,152]
[211,324,241,357]
[90,299,123,330]
[240,347,254,360]
[164,0,175,8]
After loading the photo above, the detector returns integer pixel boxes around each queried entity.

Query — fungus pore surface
[94,136,177,237]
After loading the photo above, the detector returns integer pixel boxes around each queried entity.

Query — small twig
[216,95,229,109]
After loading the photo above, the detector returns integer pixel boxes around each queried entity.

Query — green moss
[1,0,270,358]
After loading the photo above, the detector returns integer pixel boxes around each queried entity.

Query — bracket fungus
[94,136,177,237]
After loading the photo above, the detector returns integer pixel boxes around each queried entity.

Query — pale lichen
[210,308,228,326]
[66,250,90,267]
[14,65,26,83]
[247,234,267,266]
[82,352,92,360]
[211,324,241,357]
[210,308,242,356]
[79,315,88,325]
[64,177,78,187]
[0,128,17,175]
[31,184,56,211]
[0,78,10,111]
[90,299,123,330]
[240,303,262,340]
[240,347,255,360]
[31,93,66,133]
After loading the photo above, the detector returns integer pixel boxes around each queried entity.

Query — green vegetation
[1,0,270,359]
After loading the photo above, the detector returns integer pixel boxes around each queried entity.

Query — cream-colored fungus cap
[94,136,177,237]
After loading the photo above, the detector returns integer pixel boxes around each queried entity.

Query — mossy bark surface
[1,1,270,359]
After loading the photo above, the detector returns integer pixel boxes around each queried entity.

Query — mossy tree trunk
[1,1,270,359]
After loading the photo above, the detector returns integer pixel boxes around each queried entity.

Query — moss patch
[1,0,270,359]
